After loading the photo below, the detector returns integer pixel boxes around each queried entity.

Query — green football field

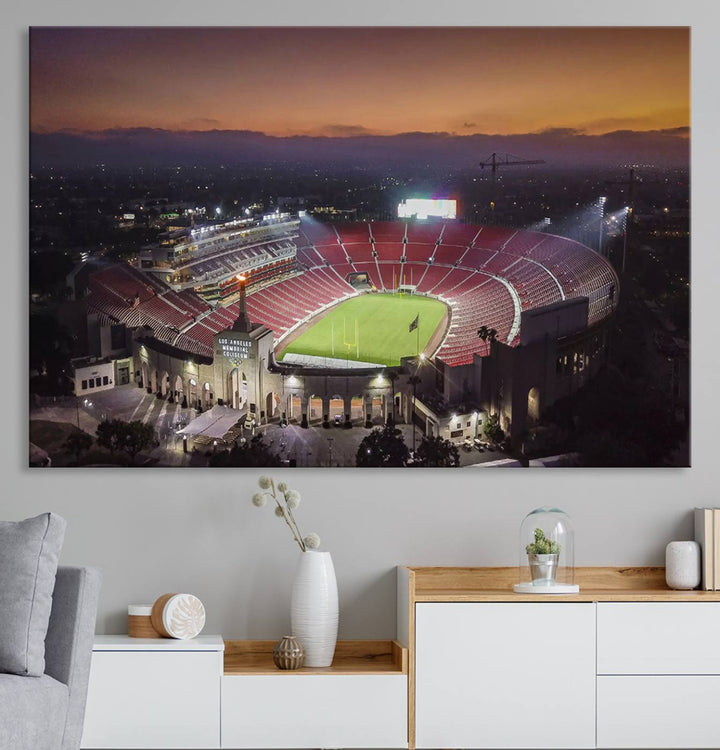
[279,293,447,366]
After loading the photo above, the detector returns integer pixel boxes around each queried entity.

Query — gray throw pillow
[0,513,66,676]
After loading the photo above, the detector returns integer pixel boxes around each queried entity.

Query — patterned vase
[272,635,305,670]
[290,550,338,667]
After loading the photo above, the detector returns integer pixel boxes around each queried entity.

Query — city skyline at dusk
[30,26,689,138]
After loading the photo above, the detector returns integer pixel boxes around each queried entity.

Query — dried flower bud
[277,481,288,492]
[303,532,321,550]
[286,489,301,509]
[274,506,285,517]
[258,475,272,490]
[252,493,266,508]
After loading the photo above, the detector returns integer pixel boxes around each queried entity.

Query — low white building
[71,357,116,396]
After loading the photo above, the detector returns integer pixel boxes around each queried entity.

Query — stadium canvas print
[29,27,690,467]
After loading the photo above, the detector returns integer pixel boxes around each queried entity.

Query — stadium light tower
[597,196,607,256]
[622,206,631,273]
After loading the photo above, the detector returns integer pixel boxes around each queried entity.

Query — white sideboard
[81,635,224,749]
[81,637,407,750]
[399,566,720,750]
[80,570,720,750]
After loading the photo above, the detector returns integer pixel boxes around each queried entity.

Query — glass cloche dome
[514,506,579,594]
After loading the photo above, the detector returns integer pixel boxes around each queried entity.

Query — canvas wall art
[29,27,689,467]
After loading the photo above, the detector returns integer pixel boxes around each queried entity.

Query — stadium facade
[79,217,619,449]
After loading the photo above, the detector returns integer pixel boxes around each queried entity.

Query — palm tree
[386,371,400,424]
[477,325,498,342]
[407,373,422,454]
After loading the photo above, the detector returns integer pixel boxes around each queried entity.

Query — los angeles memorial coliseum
[82,210,618,448]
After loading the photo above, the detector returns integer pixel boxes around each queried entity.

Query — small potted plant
[525,528,561,585]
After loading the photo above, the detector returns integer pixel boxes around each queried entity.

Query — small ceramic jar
[273,635,305,670]
[665,541,701,590]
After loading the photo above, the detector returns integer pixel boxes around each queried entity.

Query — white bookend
[694,507,714,591]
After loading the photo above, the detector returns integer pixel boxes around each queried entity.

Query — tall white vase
[291,550,338,667]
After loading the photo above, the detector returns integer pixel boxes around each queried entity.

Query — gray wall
[7,2,719,640]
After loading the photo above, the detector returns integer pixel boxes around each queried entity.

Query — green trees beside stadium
[356,424,459,467]
[95,419,155,463]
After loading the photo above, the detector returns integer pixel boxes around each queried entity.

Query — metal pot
[528,553,559,585]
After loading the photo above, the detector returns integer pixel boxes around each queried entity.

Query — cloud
[579,109,689,135]
[600,126,690,139]
[178,117,223,130]
[656,126,690,136]
[319,124,378,137]
[533,127,585,137]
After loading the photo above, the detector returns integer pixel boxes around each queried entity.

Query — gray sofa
[0,566,102,750]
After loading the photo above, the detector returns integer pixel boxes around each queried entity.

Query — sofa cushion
[0,673,68,750]
[0,513,66,676]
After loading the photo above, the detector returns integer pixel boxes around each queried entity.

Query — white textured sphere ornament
[665,541,701,590]
[291,550,338,667]
[151,593,206,639]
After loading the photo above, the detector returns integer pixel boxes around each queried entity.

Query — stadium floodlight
[215,207,222,215]
[598,196,608,256]
[622,206,631,273]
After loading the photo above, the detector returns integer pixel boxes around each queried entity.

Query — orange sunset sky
[30,27,689,137]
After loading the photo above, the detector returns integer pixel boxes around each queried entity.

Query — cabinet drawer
[81,650,222,749]
[597,603,720,674]
[221,674,407,748]
[597,675,720,748]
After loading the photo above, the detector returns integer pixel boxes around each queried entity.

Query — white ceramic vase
[665,540,701,590]
[290,550,338,667]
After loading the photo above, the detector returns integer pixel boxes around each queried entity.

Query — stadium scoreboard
[397,198,457,220]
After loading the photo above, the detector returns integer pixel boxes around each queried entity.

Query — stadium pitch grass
[279,294,447,366]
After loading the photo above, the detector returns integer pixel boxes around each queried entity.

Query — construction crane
[604,168,662,215]
[479,152,546,178]
[604,168,641,213]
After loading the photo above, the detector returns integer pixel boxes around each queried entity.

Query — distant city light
[215,207,222,215]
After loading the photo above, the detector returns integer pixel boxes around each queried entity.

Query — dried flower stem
[269,479,306,551]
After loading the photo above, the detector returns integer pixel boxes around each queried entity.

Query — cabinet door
[415,602,596,749]
[81,650,222,749]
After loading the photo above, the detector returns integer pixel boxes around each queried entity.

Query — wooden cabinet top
[223,640,408,676]
[401,566,720,602]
